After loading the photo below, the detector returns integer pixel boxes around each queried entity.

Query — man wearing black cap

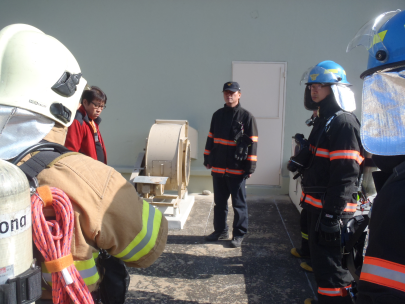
[204,81,258,248]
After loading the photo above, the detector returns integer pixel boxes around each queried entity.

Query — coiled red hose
[31,187,94,304]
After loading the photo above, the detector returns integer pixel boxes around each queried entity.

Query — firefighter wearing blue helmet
[347,9,405,304]
[296,61,363,304]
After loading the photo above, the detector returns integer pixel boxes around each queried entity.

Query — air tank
[0,159,32,284]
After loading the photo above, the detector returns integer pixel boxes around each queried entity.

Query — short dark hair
[81,86,107,105]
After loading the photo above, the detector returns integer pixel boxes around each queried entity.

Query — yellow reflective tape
[301,232,309,240]
[82,272,99,286]
[372,30,387,47]
[324,69,338,74]
[42,256,99,286]
[124,208,163,262]
[92,251,99,260]
[74,259,95,271]
[114,201,149,259]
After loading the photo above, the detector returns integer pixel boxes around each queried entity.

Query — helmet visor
[346,10,401,58]
[361,70,405,155]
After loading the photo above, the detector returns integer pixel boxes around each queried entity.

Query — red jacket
[65,105,107,164]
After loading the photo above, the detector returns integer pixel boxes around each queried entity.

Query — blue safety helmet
[301,60,351,86]
[301,61,353,111]
[347,9,405,78]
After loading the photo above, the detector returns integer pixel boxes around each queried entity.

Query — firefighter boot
[304,299,317,304]
[300,261,313,272]
[291,247,310,259]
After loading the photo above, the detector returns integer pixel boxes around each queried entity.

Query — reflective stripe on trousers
[318,284,351,297]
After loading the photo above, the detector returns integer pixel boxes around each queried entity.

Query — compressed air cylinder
[0,159,32,284]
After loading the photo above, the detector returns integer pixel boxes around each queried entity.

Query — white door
[232,62,286,186]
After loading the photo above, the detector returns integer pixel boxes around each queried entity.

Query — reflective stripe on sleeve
[41,255,100,286]
[330,150,364,165]
[213,138,237,146]
[360,256,405,293]
[114,200,162,262]
[301,232,308,240]
[309,145,330,158]
[204,149,210,155]
[315,147,330,158]
[301,192,322,208]
[208,132,213,138]
[247,155,257,161]
[250,136,258,142]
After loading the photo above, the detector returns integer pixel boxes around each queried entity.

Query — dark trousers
[212,175,248,237]
[300,208,310,256]
[308,210,353,304]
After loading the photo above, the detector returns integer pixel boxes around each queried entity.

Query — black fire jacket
[357,161,405,303]
[204,102,258,177]
[300,96,364,218]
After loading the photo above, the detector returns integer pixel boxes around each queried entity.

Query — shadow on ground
[126,194,316,304]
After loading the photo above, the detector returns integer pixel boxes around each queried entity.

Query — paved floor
[126,194,317,304]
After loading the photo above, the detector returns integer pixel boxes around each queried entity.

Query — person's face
[83,99,105,120]
[223,90,241,107]
[309,84,331,103]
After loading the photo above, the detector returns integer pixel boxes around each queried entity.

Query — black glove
[319,214,341,242]
[234,134,253,161]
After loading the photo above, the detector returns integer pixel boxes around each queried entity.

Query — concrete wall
[1,1,404,193]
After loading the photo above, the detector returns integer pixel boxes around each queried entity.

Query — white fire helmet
[0,24,87,160]
[0,24,87,125]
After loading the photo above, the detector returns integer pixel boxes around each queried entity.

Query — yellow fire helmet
[0,24,87,127]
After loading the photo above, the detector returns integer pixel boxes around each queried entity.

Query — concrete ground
[126,194,317,304]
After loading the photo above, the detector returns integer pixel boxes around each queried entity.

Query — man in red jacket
[65,86,108,163]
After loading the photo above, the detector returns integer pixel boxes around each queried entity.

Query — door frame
[232,61,287,186]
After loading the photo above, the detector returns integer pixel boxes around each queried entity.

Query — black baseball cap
[222,82,241,92]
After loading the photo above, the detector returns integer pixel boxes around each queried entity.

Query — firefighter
[0,24,168,302]
[347,9,405,303]
[299,61,363,304]
[204,81,258,248]
[290,110,318,273]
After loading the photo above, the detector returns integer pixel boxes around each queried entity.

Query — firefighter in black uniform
[290,110,318,273]
[298,61,363,304]
[204,82,258,248]
[347,9,405,304]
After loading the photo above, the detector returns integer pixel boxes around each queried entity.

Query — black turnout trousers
[300,208,310,256]
[308,210,353,304]
[212,175,248,237]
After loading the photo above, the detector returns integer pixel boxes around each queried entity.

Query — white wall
[1,1,404,193]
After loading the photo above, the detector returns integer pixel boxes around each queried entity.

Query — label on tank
[0,206,32,239]
[0,265,14,284]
